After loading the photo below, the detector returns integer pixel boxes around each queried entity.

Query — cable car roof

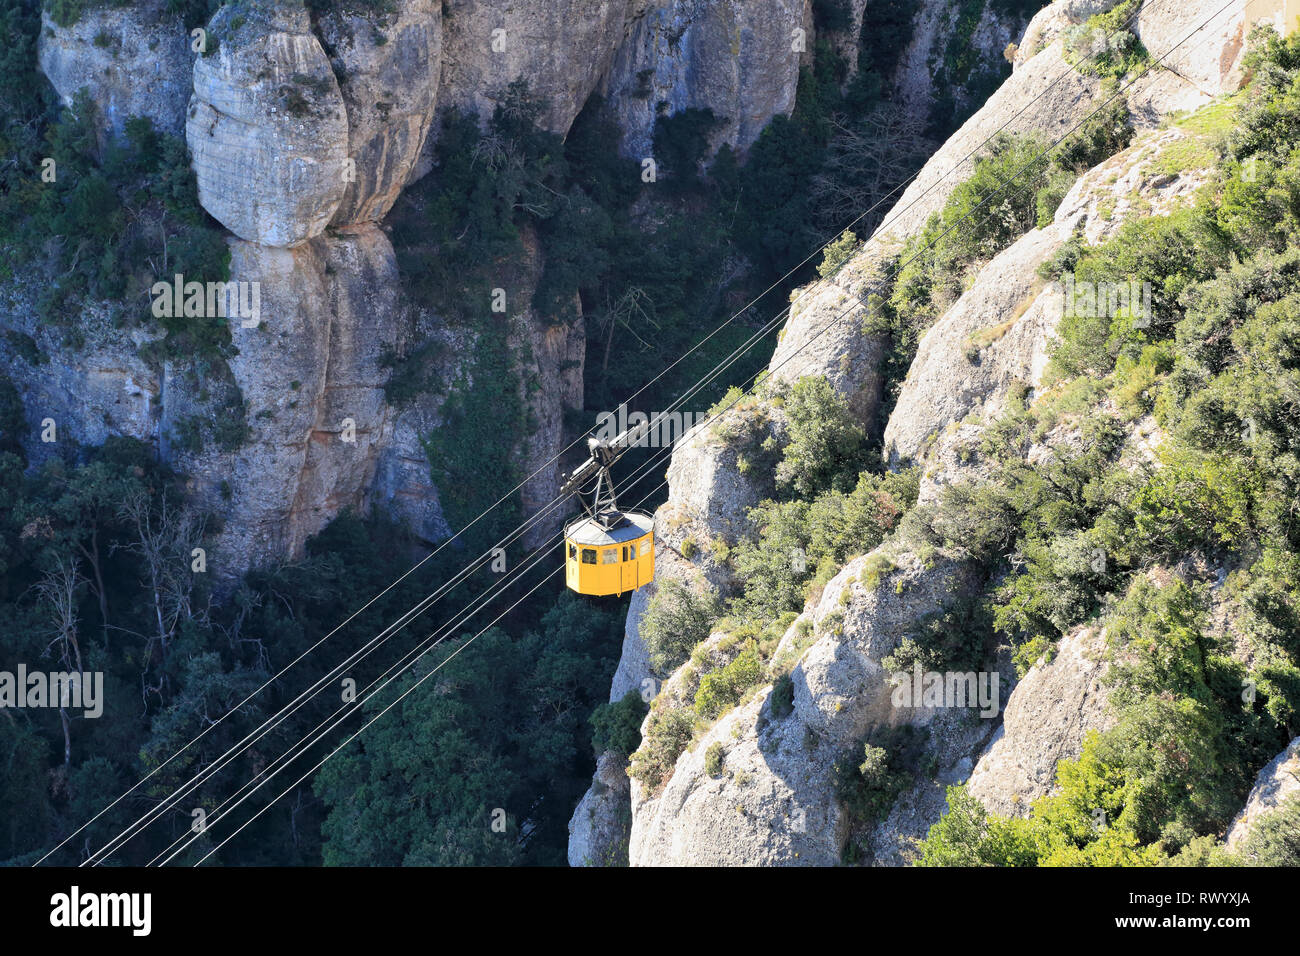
[565,511,653,546]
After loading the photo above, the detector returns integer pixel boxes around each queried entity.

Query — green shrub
[628,707,695,793]
[886,592,995,675]
[858,550,896,590]
[1048,209,1227,380]
[1130,449,1259,555]
[1064,0,1148,79]
[817,229,860,278]
[1053,96,1134,174]
[694,642,763,719]
[45,0,99,28]
[16,98,232,356]
[775,376,869,498]
[916,743,1166,866]
[728,467,918,620]
[704,741,725,778]
[640,579,721,672]
[769,673,795,718]
[590,690,648,758]
[1034,166,1076,227]
[1099,578,1288,846]
[835,725,929,825]
[914,785,1040,866]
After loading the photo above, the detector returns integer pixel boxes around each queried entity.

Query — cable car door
[566,542,580,591]
[621,544,637,592]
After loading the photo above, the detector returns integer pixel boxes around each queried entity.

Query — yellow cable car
[559,430,655,596]
[563,512,654,596]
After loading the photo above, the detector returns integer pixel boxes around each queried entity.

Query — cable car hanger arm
[558,419,651,498]
[559,420,653,526]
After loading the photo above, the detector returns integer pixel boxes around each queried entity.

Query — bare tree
[113,491,207,701]
[808,106,935,239]
[212,585,271,674]
[35,554,86,767]
[597,286,660,380]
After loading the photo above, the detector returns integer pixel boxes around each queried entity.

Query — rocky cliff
[20,0,887,578]
[1225,736,1300,851]
[14,0,1277,869]
[603,0,812,159]
[571,0,1271,866]
[38,1,193,143]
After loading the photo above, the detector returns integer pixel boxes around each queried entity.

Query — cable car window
[639,539,652,556]
[601,548,618,564]
[568,544,577,560]
[581,548,597,564]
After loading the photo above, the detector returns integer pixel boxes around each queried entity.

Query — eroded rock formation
[576,0,1266,867]
[603,0,811,159]
[1225,736,1300,850]
[187,3,350,248]
[38,1,193,142]
[966,626,1115,816]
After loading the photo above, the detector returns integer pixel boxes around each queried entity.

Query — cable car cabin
[559,428,658,596]
[564,511,654,596]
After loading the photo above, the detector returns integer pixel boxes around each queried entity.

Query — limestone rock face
[825,0,872,78]
[766,0,1245,425]
[1137,0,1248,96]
[439,0,637,135]
[0,287,160,464]
[888,42,1102,242]
[1225,736,1300,850]
[627,547,988,866]
[509,233,586,548]
[895,0,1023,118]
[788,549,984,748]
[316,0,443,226]
[1013,0,1122,67]
[372,416,452,546]
[766,242,893,427]
[599,0,1264,866]
[567,402,774,865]
[373,347,455,547]
[871,706,1002,865]
[883,228,1062,464]
[186,3,350,247]
[884,124,1217,465]
[759,33,1101,427]
[630,689,845,866]
[172,226,403,573]
[288,228,405,547]
[1053,127,1216,244]
[967,626,1115,817]
[660,405,781,547]
[567,751,633,866]
[37,3,193,141]
[604,0,810,159]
